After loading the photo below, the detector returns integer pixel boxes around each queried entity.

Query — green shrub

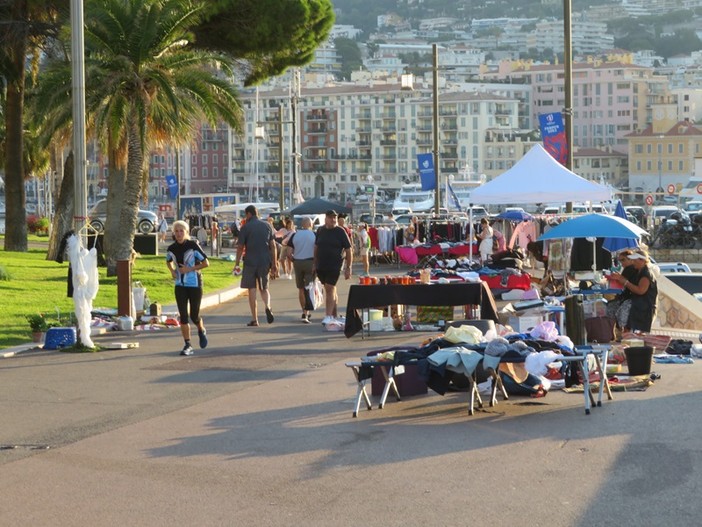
[0,265,10,281]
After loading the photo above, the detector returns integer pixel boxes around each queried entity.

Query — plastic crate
[44,327,77,350]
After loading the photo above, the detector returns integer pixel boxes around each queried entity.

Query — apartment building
[221,79,522,203]
[486,60,671,151]
[626,106,702,193]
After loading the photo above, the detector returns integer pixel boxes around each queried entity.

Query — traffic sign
[645,194,654,206]
[667,184,675,194]
[697,183,702,194]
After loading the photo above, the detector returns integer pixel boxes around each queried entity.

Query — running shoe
[180,344,194,356]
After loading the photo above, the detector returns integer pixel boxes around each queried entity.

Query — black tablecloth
[344,282,499,338]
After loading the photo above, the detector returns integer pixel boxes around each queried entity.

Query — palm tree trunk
[103,118,143,275]
[46,152,75,261]
[3,26,28,252]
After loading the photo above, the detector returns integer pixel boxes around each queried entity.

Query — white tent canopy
[470,144,611,205]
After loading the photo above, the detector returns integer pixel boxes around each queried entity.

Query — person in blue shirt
[166,220,209,356]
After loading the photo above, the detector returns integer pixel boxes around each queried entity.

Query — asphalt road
[2,268,702,526]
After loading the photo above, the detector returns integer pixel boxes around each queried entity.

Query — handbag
[584,316,616,343]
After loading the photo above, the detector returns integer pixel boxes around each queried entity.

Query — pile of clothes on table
[360,321,579,400]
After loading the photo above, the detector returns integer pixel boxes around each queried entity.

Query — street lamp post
[432,43,441,214]
[657,134,664,198]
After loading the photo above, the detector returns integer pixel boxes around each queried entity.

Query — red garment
[368,227,379,249]
[480,274,532,290]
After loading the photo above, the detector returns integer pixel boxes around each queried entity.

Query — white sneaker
[287,274,293,279]
[321,316,334,325]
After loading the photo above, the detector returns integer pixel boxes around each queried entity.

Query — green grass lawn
[0,238,239,348]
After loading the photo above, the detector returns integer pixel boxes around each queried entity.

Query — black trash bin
[625,346,654,376]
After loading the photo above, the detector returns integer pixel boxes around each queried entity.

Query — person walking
[358,222,370,275]
[158,213,168,243]
[165,220,209,356]
[286,216,316,323]
[313,209,353,325]
[276,217,295,279]
[233,205,278,326]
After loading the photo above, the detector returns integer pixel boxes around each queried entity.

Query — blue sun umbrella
[603,200,640,253]
[538,213,647,273]
[496,209,534,222]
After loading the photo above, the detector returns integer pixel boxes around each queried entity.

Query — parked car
[683,200,702,216]
[88,198,158,234]
[651,205,680,227]
[624,206,647,227]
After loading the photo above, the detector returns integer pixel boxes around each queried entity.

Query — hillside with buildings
[125,0,702,212]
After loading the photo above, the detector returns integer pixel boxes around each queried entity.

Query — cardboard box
[508,315,544,333]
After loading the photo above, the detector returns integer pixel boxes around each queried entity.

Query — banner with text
[417,153,436,191]
[538,112,568,166]
[165,174,179,199]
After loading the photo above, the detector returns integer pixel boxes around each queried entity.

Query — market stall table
[344,281,499,338]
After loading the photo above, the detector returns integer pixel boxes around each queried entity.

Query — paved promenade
[2,270,702,526]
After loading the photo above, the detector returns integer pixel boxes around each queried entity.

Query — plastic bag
[305,279,324,311]
[529,320,559,341]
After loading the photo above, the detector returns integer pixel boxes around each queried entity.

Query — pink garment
[509,221,537,249]
[396,246,419,265]
[493,229,506,252]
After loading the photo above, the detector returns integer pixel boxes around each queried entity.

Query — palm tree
[0,0,67,252]
[35,0,243,273]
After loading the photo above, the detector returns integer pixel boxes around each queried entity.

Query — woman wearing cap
[606,250,638,332]
[611,249,658,332]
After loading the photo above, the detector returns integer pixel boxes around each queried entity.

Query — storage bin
[625,346,654,376]
[44,327,77,350]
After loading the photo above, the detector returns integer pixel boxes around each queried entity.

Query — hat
[627,253,646,260]
[325,209,338,217]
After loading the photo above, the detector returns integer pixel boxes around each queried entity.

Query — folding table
[345,360,404,417]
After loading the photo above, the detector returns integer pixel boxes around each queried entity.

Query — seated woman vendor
[609,249,658,332]
[606,250,638,331]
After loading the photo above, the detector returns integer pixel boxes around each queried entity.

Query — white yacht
[392,183,434,213]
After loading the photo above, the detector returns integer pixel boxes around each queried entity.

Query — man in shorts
[313,210,353,325]
[233,205,278,326]
[286,216,316,323]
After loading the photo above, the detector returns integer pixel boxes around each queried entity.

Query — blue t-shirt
[166,239,207,288]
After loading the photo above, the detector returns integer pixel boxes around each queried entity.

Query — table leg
[378,365,401,409]
[346,363,373,418]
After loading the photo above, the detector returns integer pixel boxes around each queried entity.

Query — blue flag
[538,112,568,166]
[165,174,178,199]
[447,182,462,212]
[417,153,436,191]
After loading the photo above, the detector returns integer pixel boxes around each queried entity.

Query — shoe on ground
[301,313,311,324]
[198,330,208,349]
[321,315,334,325]
[180,344,194,356]
[265,307,275,324]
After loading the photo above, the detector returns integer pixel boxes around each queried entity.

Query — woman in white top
[477,218,493,264]
[358,223,370,275]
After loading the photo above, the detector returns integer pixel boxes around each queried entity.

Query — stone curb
[1,285,246,359]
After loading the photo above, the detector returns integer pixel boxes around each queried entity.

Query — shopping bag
[584,316,616,343]
[305,279,324,311]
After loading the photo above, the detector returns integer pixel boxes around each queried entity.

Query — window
[202,154,208,164]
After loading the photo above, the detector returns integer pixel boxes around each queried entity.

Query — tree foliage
[191,0,335,85]
[334,37,362,81]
